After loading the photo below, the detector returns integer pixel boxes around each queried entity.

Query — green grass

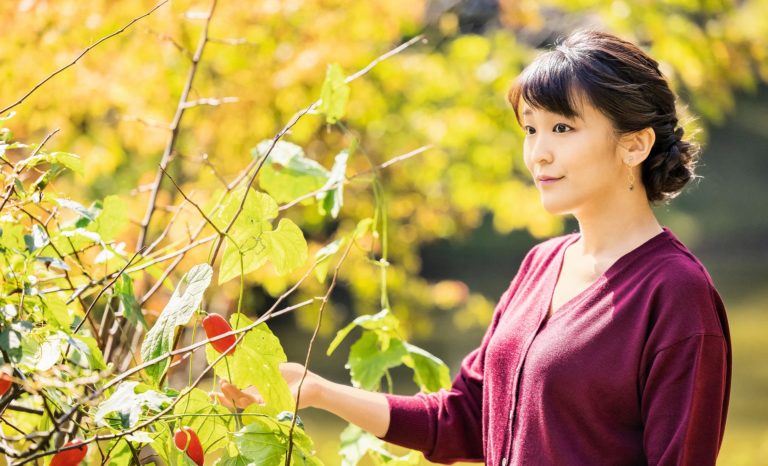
[718,289,768,465]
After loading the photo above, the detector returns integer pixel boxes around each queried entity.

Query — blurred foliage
[2,0,766,339]
[1,0,768,462]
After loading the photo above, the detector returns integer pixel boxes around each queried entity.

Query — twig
[71,247,147,334]
[181,97,239,108]
[286,234,356,465]
[0,1,169,115]
[278,145,433,212]
[0,129,59,213]
[144,198,192,255]
[205,34,425,268]
[135,0,219,252]
[137,34,424,305]
[158,166,225,237]
[13,295,318,464]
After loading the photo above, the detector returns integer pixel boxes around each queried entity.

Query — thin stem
[0,2,169,115]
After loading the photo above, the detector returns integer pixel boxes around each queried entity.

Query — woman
[217,29,732,465]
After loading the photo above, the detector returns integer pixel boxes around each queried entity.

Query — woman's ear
[617,127,655,165]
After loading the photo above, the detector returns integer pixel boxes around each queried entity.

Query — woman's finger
[209,391,236,408]
[220,380,244,401]
[220,381,265,408]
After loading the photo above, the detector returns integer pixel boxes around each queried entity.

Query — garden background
[0,0,766,465]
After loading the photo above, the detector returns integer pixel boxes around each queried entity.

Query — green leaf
[115,274,147,329]
[326,320,356,357]
[67,333,106,370]
[339,424,387,466]
[314,238,343,284]
[141,264,213,385]
[318,63,350,124]
[48,151,83,176]
[38,293,74,330]
[255,140,329,204]
[0,222,25,251]
[88,195,129,241]
[215,187,278,285]
[327,308,400,357]
[205,314,293,414]
[55,197,97,221]
[95,381,171,430]
[401,342,451,392]
[35,256,70,271]
[233,419,284,466]
[216,452,257,466]
[48,227,101,256]
[234,416,323,466]
[263,218,308,275]
[209,185,279,231]
[0,324,25,363]
[315,218,371,285]
[347,332,407,391]
[24,224,49,252]
[174,388,233,453]
[338,423,419,465]
[370,449,421,465]
[16,151,82,176]
[106,438,135,466]
[317,149,349,219]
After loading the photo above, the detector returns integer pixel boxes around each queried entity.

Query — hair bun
[673,126,684,142]
[643,128,700,203]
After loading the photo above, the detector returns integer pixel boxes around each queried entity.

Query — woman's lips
[539,177,564,185]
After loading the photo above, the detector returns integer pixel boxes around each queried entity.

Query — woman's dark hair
[507,29,701,204]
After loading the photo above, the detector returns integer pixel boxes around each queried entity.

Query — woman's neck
[571,197,662,260]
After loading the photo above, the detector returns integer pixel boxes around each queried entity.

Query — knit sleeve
[641,333,729,465]
[375,246,540,464]
[376,292,506,463]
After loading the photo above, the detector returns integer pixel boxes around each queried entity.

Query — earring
[626,157,635,191]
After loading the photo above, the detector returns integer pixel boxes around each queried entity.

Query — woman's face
[521,96,625,217]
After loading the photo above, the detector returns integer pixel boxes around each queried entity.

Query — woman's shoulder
[639,228,730,344]
[643,228,719,295]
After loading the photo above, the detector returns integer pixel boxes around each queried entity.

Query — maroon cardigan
[378,227,731,465]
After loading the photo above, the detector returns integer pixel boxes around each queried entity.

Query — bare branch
[0,129,59,213]
[182,96,239,108]
[71,247,147,335]
[278,145,433,212]
[205,33,425,267]
[0,1,169,115]
[158,165,225,237]
[286,233,356,465]
[135,0,219,251]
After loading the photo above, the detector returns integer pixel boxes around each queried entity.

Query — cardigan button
[502,458,508,466]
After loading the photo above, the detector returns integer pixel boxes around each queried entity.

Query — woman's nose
[527,137,554,166]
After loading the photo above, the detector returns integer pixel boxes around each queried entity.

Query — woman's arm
[211,362,391,437]
[314,377,390,437]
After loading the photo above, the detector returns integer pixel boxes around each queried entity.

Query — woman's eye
[554,123,572,133]
[524,126,535,135]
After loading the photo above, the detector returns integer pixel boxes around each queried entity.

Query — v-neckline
[543,227,670,323]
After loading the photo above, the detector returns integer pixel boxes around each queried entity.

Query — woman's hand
[210,362,324,410]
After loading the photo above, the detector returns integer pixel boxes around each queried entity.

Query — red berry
[202,314,236,355]
[0,372,12,396]
[50,439,87,466]
[174,427,204,466]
